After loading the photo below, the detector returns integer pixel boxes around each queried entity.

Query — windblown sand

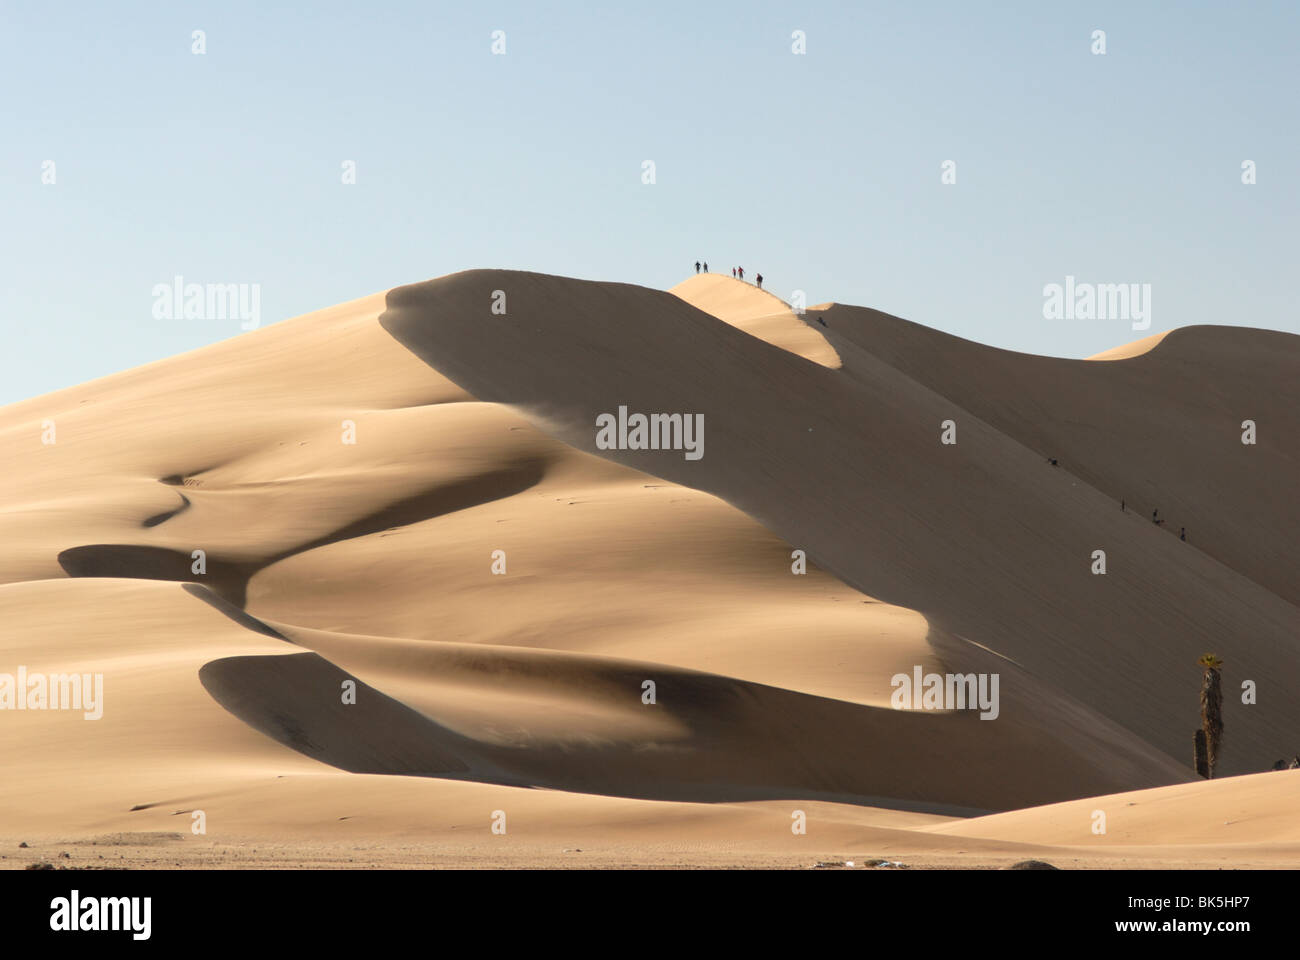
[1,271,1296,868]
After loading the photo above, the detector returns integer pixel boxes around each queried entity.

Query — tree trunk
[1200,667,1224,778]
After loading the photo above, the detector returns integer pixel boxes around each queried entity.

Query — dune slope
[1,269,1296,865]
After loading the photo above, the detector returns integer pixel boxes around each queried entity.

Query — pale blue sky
[2,1,1296,404]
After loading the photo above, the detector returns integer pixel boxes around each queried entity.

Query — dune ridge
[1,269,1295,867]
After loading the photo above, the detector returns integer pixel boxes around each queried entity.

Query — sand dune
[2,270,1296,867]
[670,273,842,368]
[1085,330,1172,361]
[931,769,1300,847]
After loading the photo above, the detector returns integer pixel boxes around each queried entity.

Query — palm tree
[1198,654,1224,778]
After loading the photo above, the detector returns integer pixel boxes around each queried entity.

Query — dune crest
[2,268,1296,866]
[1086,330,1173,360]
[671,274,841,369]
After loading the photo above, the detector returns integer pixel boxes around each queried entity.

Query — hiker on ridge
[703,262,708,272]
[738,266,744,281]
[695,261,700,273]
[756,273,763,289]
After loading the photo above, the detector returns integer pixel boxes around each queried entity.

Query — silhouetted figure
[1152,508,1159,523]
[1180,527,1186,541]
[732,267,736,278]
[738,267,744,281]
[703,262,708,272]
[1121,499,1125,512]
[756,273,763,289]
[1047,457,1058,466]
[695,261,700,273]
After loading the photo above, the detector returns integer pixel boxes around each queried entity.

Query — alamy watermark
[890,666,1000,720]
[0,666,103,719]
[595,405,704,461]
[1043,276,1151,330]
[152,275,261,330]
[50,890,150,940]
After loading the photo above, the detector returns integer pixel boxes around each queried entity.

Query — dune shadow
[58,460,548,610]
[281,460,546,558]
[142,492,191,528]
[57,544,255,607]
[199,653,477,777]
[182,583,290,641]
[195,634,1005,813]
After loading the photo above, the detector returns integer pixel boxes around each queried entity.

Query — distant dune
[1,271,1296,868]
[1085,330,1172,361]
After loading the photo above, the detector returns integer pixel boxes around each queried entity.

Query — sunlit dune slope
[670,273,841,369]
[1,268,1296,858]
